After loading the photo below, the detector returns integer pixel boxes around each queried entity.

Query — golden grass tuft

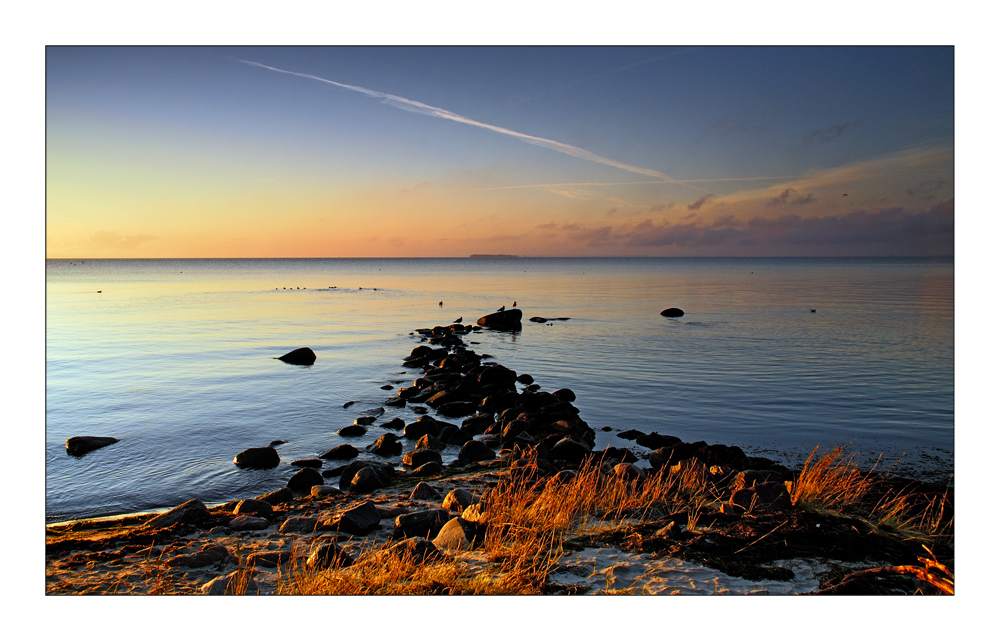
[789,445,875,510]
[279,454,726,595]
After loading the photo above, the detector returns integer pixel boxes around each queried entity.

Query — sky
[45,46,954,258]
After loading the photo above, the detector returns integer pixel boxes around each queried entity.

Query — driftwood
[812,555,953,595]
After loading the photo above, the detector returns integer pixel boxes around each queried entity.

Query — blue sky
[46,45,954,257]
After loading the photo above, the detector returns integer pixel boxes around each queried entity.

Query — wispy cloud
[766,188,817,207]
[806,119,862,144]
[687,195,713,211]
[238,59,698,187]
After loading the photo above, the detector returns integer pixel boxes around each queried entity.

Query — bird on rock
[497,305,505,312]
[454,317,462,323]
[513,301,517,307]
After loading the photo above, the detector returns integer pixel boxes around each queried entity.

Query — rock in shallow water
[234,446,280,469]
[276,347,317,365]
[65,436,119,456]
[660,307,684,318]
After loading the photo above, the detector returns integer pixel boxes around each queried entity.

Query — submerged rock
[276,347,317,365]
[65,436,119,456]
[234,446,280,469]
[660,308,684,318]
[476,308,523,329]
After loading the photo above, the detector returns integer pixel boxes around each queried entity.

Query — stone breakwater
[45,320,953,595]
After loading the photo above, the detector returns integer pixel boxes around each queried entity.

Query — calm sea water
[45,257,953,522]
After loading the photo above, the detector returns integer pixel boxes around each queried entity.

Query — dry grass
[870,483,954,540]
[277,455,724,595]
[789,445,875,510]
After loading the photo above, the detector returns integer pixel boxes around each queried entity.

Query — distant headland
[469,254,520,258]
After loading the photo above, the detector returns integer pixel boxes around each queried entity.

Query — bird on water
[438,301,443,306]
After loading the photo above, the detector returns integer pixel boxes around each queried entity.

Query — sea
[45,257,954,523]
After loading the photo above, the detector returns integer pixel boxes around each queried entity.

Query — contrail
[236,59,701,188]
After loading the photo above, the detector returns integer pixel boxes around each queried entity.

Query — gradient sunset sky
[46,46,954,258]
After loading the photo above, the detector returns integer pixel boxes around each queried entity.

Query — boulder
[415,433,446,451]
[437,401,477,417]
[730,470,785,492]
[337,425,367,438]
[458,440,496,462]
[477,308,523,329]
[660,308,684,318]
[410,461,443,476]
[287,467,324,492]
[613,463,643,481]
[729,481,792,512]
[291,458,324,468]
[382,417,405,431]
[279,516,318,533]
[403,448,443,468]
[233,499,273,517]
[310,485,342,498]
[354,416,377,426]
[65,436,119,456]
[319,444,359,460]
[394,509,450,539]
[233,446,280,469]
[549,437,590,464]
[635,432,681,450]
[337,461,394,491]
[277,347,317,365]
[403,417,445,440]
[350,467,384,493]
[145,499,212,529]
[306,542,354,570]
[229,515,270,531]
[319,500,381,535]
[552,388,576,402]
[410,482,442,500]
[166,543,232,568]
[433,517,483,551]
[461,503,488,524]
[367,434,403,457]
[256,488,293,506]
[442,488,474,512]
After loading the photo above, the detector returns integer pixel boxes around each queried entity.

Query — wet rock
[553,388,576,402]
[442,488,474,512]
[394,508,450,539]
[410,482,442,500]
[319,444,359,460]
[403,416,446,440]
[166,543,232,568]
[291,458,324,468]
[350,467,384,493]
[439,425,472,445]
[306,541,354,570]
[415,433,446,451]
[367,433,403,457]
[65,436,119,456]
[337,425,368,438]
[410,461,443,476]
[277,347,317,365]
[635,432,681,450]
[616,429,645,441]
[229,515,270,531]
[729,481,792,512]
[354,416,377,426]
[234,446,280,469]
[613,462,643,481]
[279,516,318,533]
[549,437,590,464]
[730,470,786,492]
[145,499,212,529]
[337,461,394,491]
[516,373,534,384]
[382,417,405,431]
[477,308,523,329]
[287,467,324,492]
[660,308,684,317]
[403,448,443,468]
[233,499,273,517]
[458,440,496,462]
[381,384,394,390]
[478,364,518,387]
[247,550,291,568]
[269,440,287,447]
[433,517,483,551]
[256,488,293,506]
[529,317,547,323]
[320,500,381,535]
[437,401,477,417]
